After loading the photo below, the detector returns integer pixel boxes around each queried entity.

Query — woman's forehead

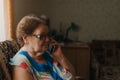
[33,24,49,34]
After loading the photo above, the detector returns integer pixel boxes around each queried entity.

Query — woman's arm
[13,66,34,80]
[50,39,76,79]
[53,46,76,78]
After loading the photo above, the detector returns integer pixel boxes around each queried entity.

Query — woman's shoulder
[10,50,33,72]
[10,50,30,66]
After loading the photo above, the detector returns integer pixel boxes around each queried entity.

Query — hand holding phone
[48,38,61,55]
[48,44,56,54]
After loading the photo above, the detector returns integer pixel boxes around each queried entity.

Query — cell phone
[48,44,55,54]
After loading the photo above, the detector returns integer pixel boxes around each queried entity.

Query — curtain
[0,0,14,41]
[0,0,5,41]
[8,0,14,39]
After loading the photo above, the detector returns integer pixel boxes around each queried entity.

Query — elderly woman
[10,14,75,80]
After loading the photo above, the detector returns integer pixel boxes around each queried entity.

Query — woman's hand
[50,38,75,77]
[50,38,63,57]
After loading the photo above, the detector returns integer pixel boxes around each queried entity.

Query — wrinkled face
[26,24,50,53]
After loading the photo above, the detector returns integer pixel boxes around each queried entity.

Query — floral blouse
[10,50,72,80]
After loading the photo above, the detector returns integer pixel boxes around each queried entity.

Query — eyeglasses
[32,33,51,40]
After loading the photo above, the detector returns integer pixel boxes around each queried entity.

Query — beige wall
[13,0,47,37]
[13,0,120,42]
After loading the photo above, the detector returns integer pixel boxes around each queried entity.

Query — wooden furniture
[90,40,120,80]
[91,40,120,65]
[62,43,90,80]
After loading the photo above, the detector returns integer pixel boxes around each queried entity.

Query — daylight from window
[0,0,6,41]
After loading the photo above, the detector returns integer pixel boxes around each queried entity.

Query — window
[0,0,13,41]
[0,0,5,41]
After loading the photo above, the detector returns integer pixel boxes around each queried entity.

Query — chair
[0,40,20,80]
[90,40,120,80]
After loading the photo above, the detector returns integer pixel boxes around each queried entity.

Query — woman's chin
[43,46,49,51]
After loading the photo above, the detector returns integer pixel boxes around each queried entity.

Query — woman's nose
[45,36,50,42]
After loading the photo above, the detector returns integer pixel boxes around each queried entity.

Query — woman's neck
[21,46,46,64]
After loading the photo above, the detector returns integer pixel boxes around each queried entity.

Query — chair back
[0,40,20,80]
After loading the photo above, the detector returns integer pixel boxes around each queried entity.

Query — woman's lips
[44,44,49,48]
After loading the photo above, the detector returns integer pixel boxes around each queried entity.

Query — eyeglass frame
[32,33,51,40]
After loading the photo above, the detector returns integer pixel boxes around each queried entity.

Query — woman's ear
[22,34,28,44]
